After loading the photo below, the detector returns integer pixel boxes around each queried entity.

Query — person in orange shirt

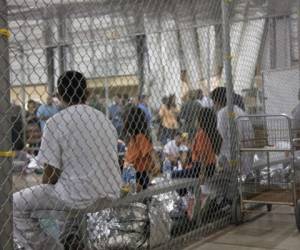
[172,108,222,179]
[123,106,159,191]
[159,95,179,145]
[192,108,223,178]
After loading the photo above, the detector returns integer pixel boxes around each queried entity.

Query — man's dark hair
[196,89,203,99]
[57,71,87,105]
[162,96,168,105]
[27,99,36,105]
[233,93,245,111]
[210,87,227,107]
[116,93,122,99]
[166,94,177,109]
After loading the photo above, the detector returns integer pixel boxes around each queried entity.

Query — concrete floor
[185,206,300,250]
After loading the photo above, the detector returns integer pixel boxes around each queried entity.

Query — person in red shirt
[123,106,159,191]
[192,108,223,178]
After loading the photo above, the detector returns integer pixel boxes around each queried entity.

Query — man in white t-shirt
[13,71,122,249]
[210,87,254,177]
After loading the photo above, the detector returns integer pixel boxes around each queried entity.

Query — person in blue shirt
[109,94,124,137]
[36,96,59,131]
[138,95,152,127]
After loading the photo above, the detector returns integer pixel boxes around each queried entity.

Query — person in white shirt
[163,132,183,171]
[13,71,122,250]
[196,89,214,108]
[210,87,254,177]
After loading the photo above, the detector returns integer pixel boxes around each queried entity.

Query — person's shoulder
[84,104,104,113]
[217,107,227,118]
[164,140,173,148]
[292,103,300,115]
[234,105,248,118]
[37,104,45,111]
[84,105,112,121]
[43,113,59,130]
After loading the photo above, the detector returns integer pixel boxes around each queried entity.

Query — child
[123,106,160,191]
[177,145,192,170]
[192,108,222,179]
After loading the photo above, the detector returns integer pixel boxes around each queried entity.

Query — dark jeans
[171,163,216,179]
[136,171,149,190]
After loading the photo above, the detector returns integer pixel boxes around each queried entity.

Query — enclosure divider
[44,15,55,95]
[222,0,238,165]
[0,0,13,248]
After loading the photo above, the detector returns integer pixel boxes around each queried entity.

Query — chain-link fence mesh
[0,0,300,249]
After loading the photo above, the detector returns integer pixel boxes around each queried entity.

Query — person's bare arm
[42,164,61,184]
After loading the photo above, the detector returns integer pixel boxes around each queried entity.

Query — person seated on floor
[162,131,184,173]
[123,106,160,192]
[177,145,193,171]
[13,71,122,250]
[172,108,222,179]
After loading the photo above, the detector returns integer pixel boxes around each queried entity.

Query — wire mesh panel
[0,0,299,249]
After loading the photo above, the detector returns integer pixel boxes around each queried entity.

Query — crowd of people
[13,70,254,249]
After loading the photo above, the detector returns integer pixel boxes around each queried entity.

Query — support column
[136,34,146,96]
[0,0,13,248]
[58,13,67,75]
[44,18,55,95]
[221,0,237,163]
[298,0,300,89]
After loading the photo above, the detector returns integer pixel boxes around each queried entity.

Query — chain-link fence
[0,0,300,249]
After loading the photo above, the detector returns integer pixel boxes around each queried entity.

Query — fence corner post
[0,0,13,249]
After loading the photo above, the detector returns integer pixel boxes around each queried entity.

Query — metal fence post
[19,45,27,145]
[221,0,237,163]
[298,0,300,89]
[44,17,55,95]
[136,34,146,97]
[206,27,211,92]
[58,10,66,75]
[0,0,13,249]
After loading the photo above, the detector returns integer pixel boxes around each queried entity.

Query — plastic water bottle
[128,166,136,194]
[122,165,136,194]
[163,161,173,180]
